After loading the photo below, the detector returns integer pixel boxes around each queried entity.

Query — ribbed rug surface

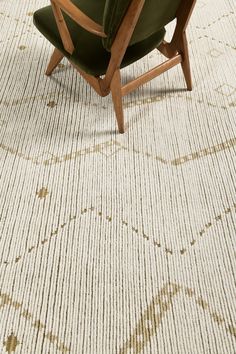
[0,0,236,353]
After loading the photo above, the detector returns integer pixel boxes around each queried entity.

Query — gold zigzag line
[1,136,236,167]
[195,11,235,30]
[93,204,236,255]
[119,282,236,354]
[114,137,236,166]
[1,207,95,267]
[1,202,235,267]
[203,35,236,51]
[0,292,70,352]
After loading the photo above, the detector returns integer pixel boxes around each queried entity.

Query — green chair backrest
[103,0,181,50]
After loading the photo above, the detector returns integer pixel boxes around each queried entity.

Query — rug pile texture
[0,0,235,353]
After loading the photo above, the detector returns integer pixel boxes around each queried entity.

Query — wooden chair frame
[46,0,196,133]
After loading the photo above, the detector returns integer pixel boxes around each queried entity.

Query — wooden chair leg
[110,69,125,134]
[45,48,64,76]
[180,32,192,91]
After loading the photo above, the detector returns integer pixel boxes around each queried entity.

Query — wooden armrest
[52,0,107,38]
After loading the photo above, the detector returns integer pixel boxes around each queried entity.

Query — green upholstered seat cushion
[72,26,165,75]
[103,0,181,50]
[33,5,166,76]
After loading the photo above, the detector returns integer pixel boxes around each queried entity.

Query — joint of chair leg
[99,80,111,97]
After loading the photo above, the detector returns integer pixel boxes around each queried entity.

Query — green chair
[34,0,196,133]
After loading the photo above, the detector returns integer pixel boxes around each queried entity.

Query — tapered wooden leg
[45,48,64,76]
[110,69,125,134]
[180,32,192,91]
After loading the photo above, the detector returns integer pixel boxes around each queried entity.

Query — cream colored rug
[0,0,236,353]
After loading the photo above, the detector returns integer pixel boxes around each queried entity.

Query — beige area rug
[0,0,236,353]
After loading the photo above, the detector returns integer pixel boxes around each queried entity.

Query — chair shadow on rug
[33,0,196,134]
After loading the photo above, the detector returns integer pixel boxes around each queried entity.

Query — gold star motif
[18,45,26,50]
[47,101,57,108]
[3,333,20,353]
[36,187,49,199]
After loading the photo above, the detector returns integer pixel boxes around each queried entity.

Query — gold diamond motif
[215,84,236,97]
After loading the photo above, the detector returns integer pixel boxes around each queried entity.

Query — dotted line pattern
[196,34,236,51]
[114,202,236,255]
[2,202,236,267]
[195,11,235,30]
[2,207,95,267]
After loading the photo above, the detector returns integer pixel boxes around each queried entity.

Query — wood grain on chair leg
[45,48,64,76]
[110,69,125,134]
[180,32,192,91]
